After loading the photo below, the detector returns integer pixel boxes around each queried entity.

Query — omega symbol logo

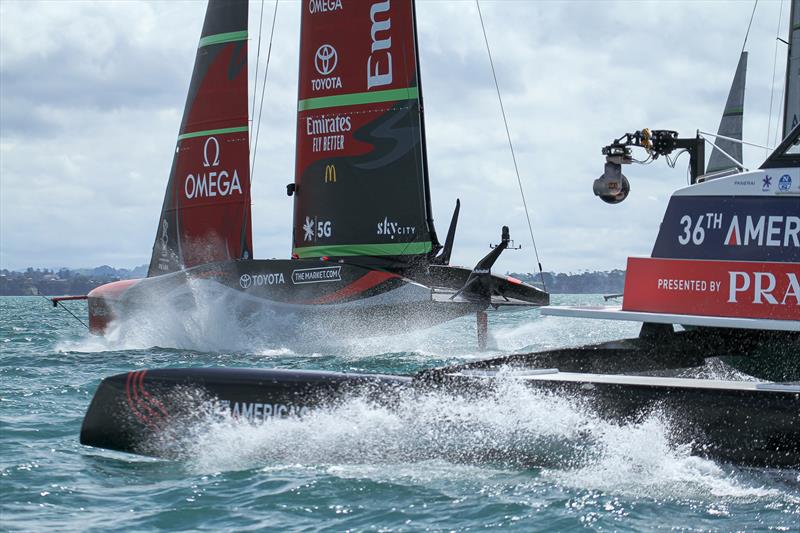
[160,219,169,252]
[314,44,338,76]
[203,136,220,167]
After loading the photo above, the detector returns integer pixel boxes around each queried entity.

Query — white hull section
[541,305,800,332]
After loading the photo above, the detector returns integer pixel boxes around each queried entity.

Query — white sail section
[707,52,747,173]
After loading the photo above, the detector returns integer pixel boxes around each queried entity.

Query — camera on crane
[593,161,630,204]
[594,129,704,205]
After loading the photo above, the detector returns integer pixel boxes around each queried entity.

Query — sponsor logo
[312,44,342,91]
[303,216,333,242]
[239,272,285,289]
[308,0,342,14]
[306,115,351,135]
[762,175,772,192]
[733,179,756,187]
[292,266,342,284]
[779,174,792,192]
[306,114,350,152]
[623,257,800,320]
[184,136,243,199]
[314,44,338,75]
[723,215,800,247]
[367,0,393,89]
[158,219,171,271]
[203,136,220,167]
[206,399,310,422]
[324,164,337,183]
[377,217,416,239]
[160,219,169,253]
[728,271,800,305]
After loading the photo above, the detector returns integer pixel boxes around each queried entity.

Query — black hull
[89,259,548,336]
[81,361,800,468]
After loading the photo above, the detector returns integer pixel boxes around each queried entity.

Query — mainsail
[292,0,439,264]
[784,0,800,139]
[707,51,747,173]
[147,0,252,277]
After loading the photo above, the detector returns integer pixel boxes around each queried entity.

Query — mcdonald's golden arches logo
[324,164,336,183]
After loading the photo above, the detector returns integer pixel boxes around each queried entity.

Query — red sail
[292,0,437,263]
[148,0,252,277]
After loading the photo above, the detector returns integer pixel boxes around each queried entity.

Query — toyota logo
[239,274,252,289]
[314,44,338,76]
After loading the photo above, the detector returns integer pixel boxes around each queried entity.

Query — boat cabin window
[786,138,800,156]
[761,123,800,169]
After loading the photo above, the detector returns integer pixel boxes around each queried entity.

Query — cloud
[0,0,790,273]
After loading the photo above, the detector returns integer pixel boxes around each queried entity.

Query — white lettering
[785,216,800,247]
[744,216,765,246]
[782,273,800,305]
[766,216,782,247]
[728,271,750,303]
[305,115,352,135]
[184,174,196,198]
[217,170,230,196]
[311,77,343,91]
[367,0,393,89]
[184,169,242,199]
[753,272,778,304]
[208,171,217,197]
[308,0,342,14]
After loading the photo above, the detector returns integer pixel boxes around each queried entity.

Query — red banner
[622,257,800,321]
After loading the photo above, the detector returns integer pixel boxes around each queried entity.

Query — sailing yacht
[80,0,548,338]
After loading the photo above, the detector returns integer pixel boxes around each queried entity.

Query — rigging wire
[767,0,786,153]
[251,0,279,182]
[249,0,266,156]
[741,0,759,53]
[475,0,546,291]
[42,296,89,330]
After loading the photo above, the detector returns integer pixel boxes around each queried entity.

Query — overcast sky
[0,0,793,273]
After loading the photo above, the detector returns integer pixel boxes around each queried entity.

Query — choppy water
[2,295,799,531]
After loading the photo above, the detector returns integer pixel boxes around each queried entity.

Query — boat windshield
[761,123,800,169]
[786,137,800,155]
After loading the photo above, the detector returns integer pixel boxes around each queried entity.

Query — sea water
[1,295,798,531]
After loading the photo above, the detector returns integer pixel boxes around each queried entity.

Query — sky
[0,0,793,274]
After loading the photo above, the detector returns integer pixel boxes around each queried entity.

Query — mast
[783,0,800,139]
[410,0,440,255]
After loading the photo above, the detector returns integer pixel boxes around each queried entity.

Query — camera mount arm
[601,129,705,182]
[594,129,706,204]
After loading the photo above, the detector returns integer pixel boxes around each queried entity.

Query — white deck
[452,368,800,392]
[540,305,800,332]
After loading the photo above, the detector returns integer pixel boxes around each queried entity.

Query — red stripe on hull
[307,271,400,304]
